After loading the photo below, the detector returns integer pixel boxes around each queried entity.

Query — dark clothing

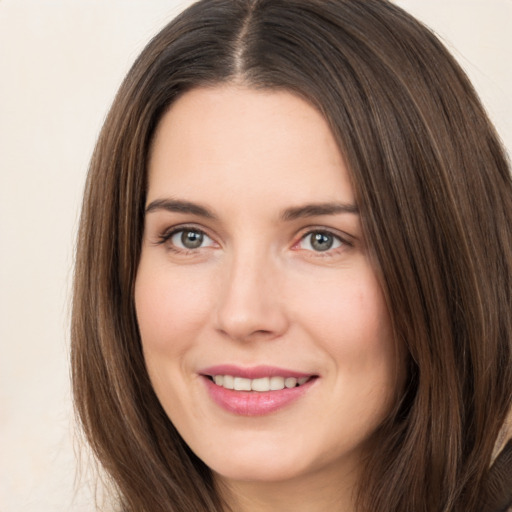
[483,440,512,512]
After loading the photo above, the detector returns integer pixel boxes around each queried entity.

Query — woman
[71,0,512,511]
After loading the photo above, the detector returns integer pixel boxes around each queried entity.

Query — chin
[194,432,357,486]
[212,457,310,484]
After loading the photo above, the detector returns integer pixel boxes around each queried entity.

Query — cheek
[298,265,392,350]
[134,260,213,356]
[134,261,213,418]
[296,264,398,395]
[341,283,394,367]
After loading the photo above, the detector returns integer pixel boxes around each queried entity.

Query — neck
[215,461,358,512]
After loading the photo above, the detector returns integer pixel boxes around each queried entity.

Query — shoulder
[482,439,512,512]
[480,407,512,512]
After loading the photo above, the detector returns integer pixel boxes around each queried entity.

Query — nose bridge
[215,244,287,341]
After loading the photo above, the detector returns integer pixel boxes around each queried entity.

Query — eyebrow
[281,202,359,221]
[145,199,217,219]
[145,198,359,220]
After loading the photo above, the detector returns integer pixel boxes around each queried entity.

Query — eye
[298,231,344,252]
[168,228,215,250]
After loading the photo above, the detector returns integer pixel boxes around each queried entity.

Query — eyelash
[156,225,352,256]
[293,229,352,256]
[156,225,215,253]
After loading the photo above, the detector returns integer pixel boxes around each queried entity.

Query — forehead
[147,85,355,209]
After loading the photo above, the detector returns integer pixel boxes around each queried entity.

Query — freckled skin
[135,86,402,511]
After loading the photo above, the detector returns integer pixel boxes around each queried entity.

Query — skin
[135,85,402,512]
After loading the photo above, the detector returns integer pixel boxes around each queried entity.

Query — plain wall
[0,1,510,511]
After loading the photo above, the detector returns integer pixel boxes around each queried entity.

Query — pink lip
[199,365,318,416]
[200,364,311,379]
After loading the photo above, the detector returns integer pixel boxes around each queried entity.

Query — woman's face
[135,85,401,490]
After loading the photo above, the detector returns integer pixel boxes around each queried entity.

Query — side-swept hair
[72,1,512,510]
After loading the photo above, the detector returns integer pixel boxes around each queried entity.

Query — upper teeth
[212,375,309,392]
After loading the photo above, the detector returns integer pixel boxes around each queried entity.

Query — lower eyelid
[296,230,348,249]
[160,227,217,250]
[153,225,352,253]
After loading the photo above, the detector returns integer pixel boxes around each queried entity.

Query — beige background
[0,1,510,511]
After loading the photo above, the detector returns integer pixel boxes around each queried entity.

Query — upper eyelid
[288,229,354,258]
[160,223,210,238]
[295,226,355,244]
[155,224,216,247]
[152,223,355,249]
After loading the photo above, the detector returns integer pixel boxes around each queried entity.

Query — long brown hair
[72,1,512,510]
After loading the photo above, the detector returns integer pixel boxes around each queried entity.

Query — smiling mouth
[206,375,316,392]
[201,368,319,415]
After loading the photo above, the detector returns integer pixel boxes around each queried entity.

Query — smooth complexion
[135,86,402,512]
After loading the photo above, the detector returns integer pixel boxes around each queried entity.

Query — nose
[214,251,289,342]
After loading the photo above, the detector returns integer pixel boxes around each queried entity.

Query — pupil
[311,232,333,251]
[182,230,203,249]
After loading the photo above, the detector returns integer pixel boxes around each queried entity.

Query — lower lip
[202,376,316,416]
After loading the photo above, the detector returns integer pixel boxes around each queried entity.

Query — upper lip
[200,364,315,379]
